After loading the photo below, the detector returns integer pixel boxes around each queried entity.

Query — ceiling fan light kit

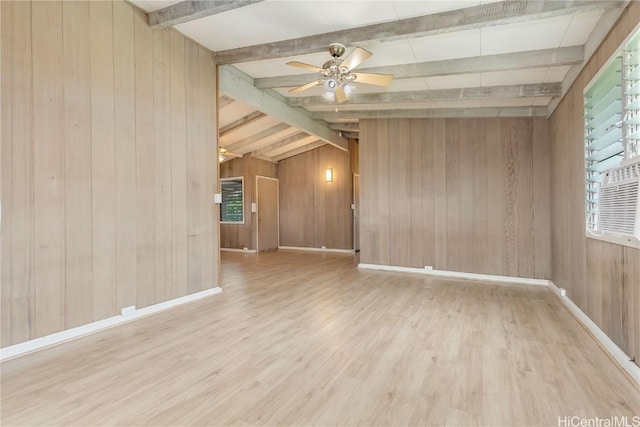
[286,43,393,104]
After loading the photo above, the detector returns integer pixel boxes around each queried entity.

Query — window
[220,177,244,223]
[585,26,640,233]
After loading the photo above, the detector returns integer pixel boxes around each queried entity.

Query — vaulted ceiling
[130,0,629,162]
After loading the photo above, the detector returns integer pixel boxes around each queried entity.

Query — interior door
[353,173,360,252]
[257,176,279,252]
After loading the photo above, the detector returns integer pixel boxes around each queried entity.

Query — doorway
[353,173,360,252]
[256,176,279,252]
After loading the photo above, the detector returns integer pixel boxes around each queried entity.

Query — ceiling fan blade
[289,80,322,93]
[336,86,348,104]
[286,61,324,72]
[352,72,393,87]
[340,47,373,72]
[219,148,242,158]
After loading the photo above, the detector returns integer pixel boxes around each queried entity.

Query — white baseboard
[548,281,640,386]
[220,248,257,253]
[279,246,355,254]
[357,263,550,287]
[0,287,222,362]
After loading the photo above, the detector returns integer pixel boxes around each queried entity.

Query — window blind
[221,178,244,223]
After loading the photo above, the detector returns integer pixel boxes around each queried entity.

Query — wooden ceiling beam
[219,65,347,151]
[224,123,292,153]
[254,46,584,89]
[148,0,264,28]
[251,132,310,157]
[328,123,359,132]
[216,1,614,64]
[312,106,548,120]
[288,83,561,107]
[340,131,360,140]
[219,111,266,136]
[219,95,235,109]
[273,141,326,162]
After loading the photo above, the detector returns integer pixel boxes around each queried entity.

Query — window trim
[220,176,245,225]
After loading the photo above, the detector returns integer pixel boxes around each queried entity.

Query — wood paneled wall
[278,145,353,250]
[549,2,640,363]
[359,118,551,279]
[0,0,219,347]
[220,156,277,250]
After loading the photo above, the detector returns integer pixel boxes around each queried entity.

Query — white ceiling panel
[410,29,481,62]
[218,101,259,128]
[560,10,605,47]
[264,135,319,157]
[220,116,282,145]
[176,1,331,52]
[314,1,398,31]
[391,1,479,19]
[480,15,573,55]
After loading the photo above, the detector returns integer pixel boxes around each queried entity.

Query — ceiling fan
[286,43,394,104]
[219,147,241,163]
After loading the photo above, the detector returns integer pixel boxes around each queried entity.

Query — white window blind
[585,27,640,231]
[220,178,244,223]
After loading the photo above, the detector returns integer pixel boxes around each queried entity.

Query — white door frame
[255,175,280,252]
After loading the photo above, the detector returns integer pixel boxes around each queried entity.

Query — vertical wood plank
[515,119,534,278]
[622,247,640,363]
[532,118,550,279]
[170,29,187,298]
[1,0,14,347]
[458,119,475,273]
[90,0,116,320]
[412,119,427,268]
[389,119,410,267]
[113,0,137,310]
[134,8,156,307]
[199,46,217,289]
[472,120,488,274]
[377,120,390,265]
[432,119,447,270]
[486,119,503,274]
[63,0,93,328]
[501,120,518,277]
[360,120,378,264]
[32,0,65,337]
[185,39,201,292]
[5,0,35,345]
[445,119,460,271]
[153,27,172,301]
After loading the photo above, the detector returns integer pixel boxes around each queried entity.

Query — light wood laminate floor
[1,251,638,426]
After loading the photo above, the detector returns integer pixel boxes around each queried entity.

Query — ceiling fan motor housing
[328,43,346,58]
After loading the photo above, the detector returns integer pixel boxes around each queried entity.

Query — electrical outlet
[321,246,327,250]
[121,305,136,316]
[424,265,433,271]
[243,247,249,252]
[559,288,567,297]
